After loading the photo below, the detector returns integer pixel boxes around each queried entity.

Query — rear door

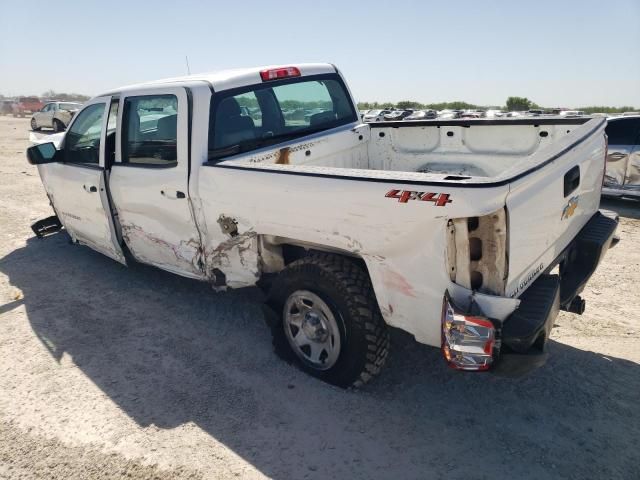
[36,97,126,263]
[109,86,205,279]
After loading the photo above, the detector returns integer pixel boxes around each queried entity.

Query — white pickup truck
[28,63,618,387]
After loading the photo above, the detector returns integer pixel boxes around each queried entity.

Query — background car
[12,96,43,117]
[460,110,481,119]
[485,109,504,118]
[30,101,82,132]
[362,109,391,122]
[437,109,461,119]
[602,115,640,199]
[383,109,413,121]
[404,109,437,120]
[560,110,586,117]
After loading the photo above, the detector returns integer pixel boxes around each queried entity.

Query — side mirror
[27,142,60,165]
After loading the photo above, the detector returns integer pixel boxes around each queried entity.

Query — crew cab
[27,64,618,387]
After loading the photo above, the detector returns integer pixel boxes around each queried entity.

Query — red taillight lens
[441,296,496,371]
[260,67,301,82]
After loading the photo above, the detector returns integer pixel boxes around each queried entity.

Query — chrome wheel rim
[283,290,341,370]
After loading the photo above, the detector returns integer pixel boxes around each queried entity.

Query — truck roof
[108,63,337,96]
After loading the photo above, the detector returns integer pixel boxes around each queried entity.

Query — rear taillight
[442,296,496,371]
[260,67,301,82]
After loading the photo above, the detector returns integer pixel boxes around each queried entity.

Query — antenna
[185,55,191,75]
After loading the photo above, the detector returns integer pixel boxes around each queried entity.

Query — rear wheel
[30,118,40,131]
[53,119,64,132]
[266,253,390,388]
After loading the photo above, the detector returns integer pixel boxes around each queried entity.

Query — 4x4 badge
[385,189,452,206]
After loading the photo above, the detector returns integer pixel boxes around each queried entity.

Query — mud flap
[31,215,63,238]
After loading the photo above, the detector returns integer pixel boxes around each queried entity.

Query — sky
[1,0,639,107]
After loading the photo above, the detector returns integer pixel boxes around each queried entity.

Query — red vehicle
[13,97,44,117]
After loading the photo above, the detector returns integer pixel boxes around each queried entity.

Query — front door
[108,86,204,279]
[36,97,126,263]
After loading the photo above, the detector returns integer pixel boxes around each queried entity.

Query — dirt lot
[0,115,639,480]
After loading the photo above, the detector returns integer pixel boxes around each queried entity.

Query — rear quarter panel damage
[195,165,509,347]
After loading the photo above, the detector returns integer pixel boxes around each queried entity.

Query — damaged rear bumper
[444,209,619,371]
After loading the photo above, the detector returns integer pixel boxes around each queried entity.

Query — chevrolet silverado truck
[27,63,618,387]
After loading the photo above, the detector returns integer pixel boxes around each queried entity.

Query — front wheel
[30,118,40,131]
[266,253,390,388]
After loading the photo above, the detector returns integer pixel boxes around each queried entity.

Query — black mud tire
[53,119,64,132]
[266,253,390,388]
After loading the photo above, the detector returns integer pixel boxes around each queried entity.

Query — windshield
[208,74,357,160]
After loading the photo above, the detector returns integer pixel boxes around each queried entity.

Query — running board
[31,215,63,238]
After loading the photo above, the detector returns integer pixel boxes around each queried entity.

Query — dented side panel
[196,164,509,346]
[109,85,206,280]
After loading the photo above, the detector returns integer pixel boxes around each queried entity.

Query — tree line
[0,90,91,102]
[358,97,637,114]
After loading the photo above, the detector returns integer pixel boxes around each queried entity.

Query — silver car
[603,116,640,199]
[31,101,82,132]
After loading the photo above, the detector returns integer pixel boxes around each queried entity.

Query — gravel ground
[1,116,639,480]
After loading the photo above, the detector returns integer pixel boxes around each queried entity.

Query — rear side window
[208,74,357,160]
[122,95,178,167]
[606,118,640,145]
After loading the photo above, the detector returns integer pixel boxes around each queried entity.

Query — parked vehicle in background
[560,110,586,117]
[505,111,522,117]
[30,102,83,132]
[27,63,617,388]
[404,110,437,121]
[622,112,640,117]
[602,115,640,199]
[0,100,15,115]
[527,109,544,116]
[437,109,460,119]
[362,109,391,122]
[12,97,43,117]
[384,109,414,121]
[460,111,481,119]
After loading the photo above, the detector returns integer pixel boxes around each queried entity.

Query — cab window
[64,103,105,164]
[208,74,357,160]
[122,95,178,167]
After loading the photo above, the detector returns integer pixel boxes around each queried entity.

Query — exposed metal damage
[448,208,508,295]
[205,230,260,290]
[120,223,202,273]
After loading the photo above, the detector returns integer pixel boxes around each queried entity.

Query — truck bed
[216,117,602,186]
